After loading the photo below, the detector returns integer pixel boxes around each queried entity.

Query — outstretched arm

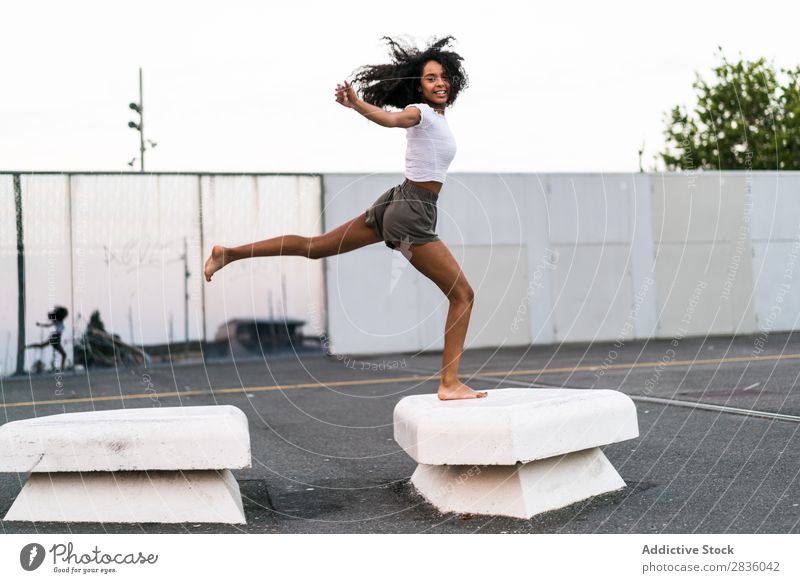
[335,79,421,128]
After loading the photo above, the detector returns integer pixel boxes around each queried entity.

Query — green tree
[661,51,800,170]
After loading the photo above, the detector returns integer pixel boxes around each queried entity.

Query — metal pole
[198,175,207,346]
[318,175,329,348]
[14,174,26,376]
[67,173,76,374]
[139,67,145,172]
[128,304,134,345]
[268,290,277,352]
[4,331,10,376]
[184,236,189,356]
[281,272,287,320]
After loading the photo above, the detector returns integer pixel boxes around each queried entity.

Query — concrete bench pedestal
[0,406,251,524]
[394,389,639,519]
[5,470,244,524]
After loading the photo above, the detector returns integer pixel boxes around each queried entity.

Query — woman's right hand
[335,79,358,109]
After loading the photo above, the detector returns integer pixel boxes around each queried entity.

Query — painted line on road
[627,394,800,423]
[2,351,799,413]
[404,367,800,424]
[0,375,439,409]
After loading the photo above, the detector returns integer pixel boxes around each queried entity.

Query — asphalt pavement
[1,331,798,534]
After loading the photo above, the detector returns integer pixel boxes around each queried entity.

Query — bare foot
[438,381,488,401]
[204,245,229,282]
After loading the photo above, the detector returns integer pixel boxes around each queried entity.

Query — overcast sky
[1,0,797,174]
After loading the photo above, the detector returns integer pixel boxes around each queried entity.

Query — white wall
[322,172,800,356]
[201,174,325,342]
[6,171,800,367]
[750,173,800,333]
[1,173,325,373]
[544,173,657,344]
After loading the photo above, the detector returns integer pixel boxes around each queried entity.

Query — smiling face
[418,59,450,111]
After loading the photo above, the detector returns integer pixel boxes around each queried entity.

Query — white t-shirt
[403,103,457,183]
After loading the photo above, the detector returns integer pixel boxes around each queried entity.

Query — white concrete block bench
[0,405,251,524]
[394,388,639,519]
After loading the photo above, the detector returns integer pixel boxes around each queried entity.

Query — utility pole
[128,67,145,172]
[638,139,645,173]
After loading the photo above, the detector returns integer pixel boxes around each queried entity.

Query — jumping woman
[204,35,487,400]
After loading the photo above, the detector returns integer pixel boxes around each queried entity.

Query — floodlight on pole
[127,68,145,172]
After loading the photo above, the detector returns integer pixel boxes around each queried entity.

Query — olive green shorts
[364,179,440,250]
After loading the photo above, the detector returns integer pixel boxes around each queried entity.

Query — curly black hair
[351,35,468,110]
[48,306,68,321]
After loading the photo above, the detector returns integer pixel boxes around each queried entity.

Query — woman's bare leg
[204,212,382,281]
[405,240,487,400]
[54,345,67,370]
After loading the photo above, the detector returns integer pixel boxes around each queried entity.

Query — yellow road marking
[0,376,437,409]
[2,351,798,410]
